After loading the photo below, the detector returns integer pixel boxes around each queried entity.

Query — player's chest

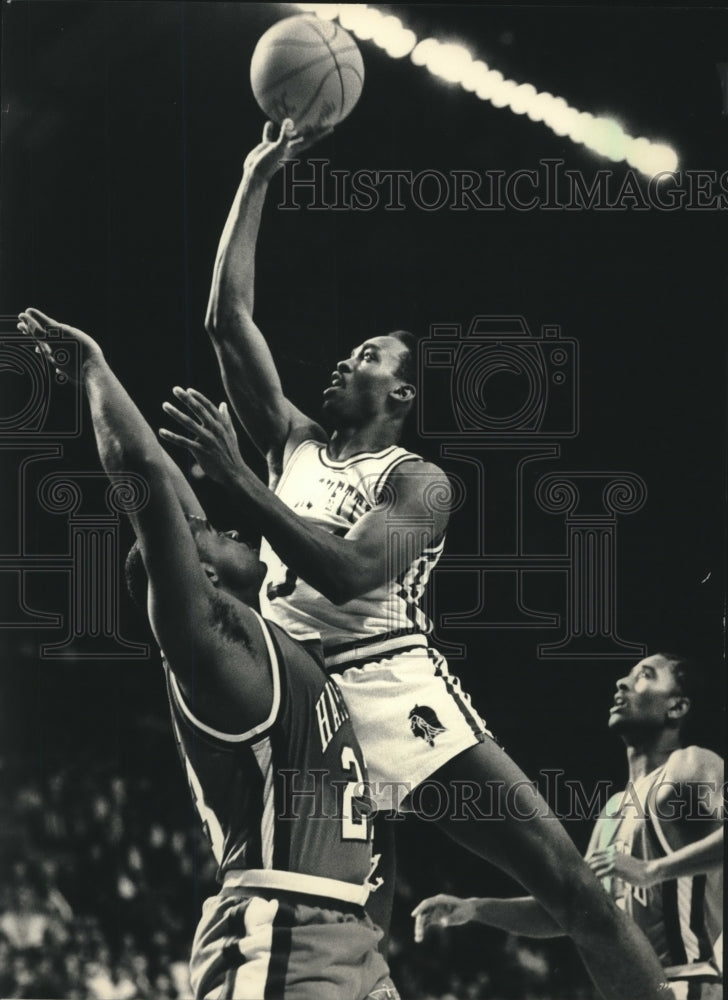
[282,472,374,526]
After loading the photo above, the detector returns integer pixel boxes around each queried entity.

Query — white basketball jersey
[259,440,445,651]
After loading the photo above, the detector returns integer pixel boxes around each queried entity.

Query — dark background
[1,2,726,994]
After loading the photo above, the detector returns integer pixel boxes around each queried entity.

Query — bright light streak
[508,83,538,115]
[291,3,679,174]
[474,70,504,101]
[371,16,417,58]
[489,80,517,109]
[426,43,474,84]
[411,38,438,67]
[338,4,380,39]
[460,59,490,93]
[296,3,340,18]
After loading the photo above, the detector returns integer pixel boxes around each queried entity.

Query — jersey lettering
[315,678,351,753]
[340,745,368,842]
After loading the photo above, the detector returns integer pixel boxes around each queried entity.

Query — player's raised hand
[17,307,102,384]
[411,894,478,943]
[160,387,250,488]
[243,119,334,182]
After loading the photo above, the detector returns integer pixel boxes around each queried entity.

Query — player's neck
[623,729,682,782]
[327,420,402,461]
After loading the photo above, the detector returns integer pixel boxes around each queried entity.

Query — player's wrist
[643,859,663,886]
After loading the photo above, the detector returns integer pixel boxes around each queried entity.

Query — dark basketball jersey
[588,767,722,977]
[163,610,375,902]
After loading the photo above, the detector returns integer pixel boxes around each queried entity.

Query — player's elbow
[205,301,252,345]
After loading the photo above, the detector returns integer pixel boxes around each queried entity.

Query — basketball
[250,15,364,133]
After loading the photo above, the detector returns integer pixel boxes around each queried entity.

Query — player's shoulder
[600,789,630,817]
[388,455,448,484]
[271,419,328,478]
[663,745,724,783]
[388,457,452,507]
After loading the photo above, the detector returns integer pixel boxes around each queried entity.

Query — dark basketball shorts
[189,885,395,999]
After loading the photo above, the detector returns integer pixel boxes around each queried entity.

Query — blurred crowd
[0,753,595,1000]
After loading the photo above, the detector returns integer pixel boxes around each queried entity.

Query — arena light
[371,16,417,58]
[424,43,475,85]
[460,59,490,93]
[295,3,340,19]
[338,4,381,40]
[291,3,680,176]
[508,83,538,115]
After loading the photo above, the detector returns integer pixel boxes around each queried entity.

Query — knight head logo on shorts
[409,705,446,747]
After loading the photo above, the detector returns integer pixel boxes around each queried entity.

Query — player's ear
[391,383,416,404]
[667,695,690,722]
[201,563,219,587]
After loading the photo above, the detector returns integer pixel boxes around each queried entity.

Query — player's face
[187,516,266,595]
[322,336,410,423]
[608,654,682,732]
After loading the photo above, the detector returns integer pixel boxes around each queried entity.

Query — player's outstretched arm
[588,747,724,888]
[161,387,451,604]
[412,894,564,943]
[18,309,273,733]
[205,120,330,469]
[589,828,723,888]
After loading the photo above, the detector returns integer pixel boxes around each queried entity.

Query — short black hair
[124,540,148,612]
[660,652,705,726]
[388,330,417,388]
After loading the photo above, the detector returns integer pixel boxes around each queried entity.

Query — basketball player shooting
[413,654,724,1000]
[160,121,677,1000]
[17,307,398,1000]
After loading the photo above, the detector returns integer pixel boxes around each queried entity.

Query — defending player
[413,653,724,1000]
[159,122,677,1000]
[17,307,397,1000]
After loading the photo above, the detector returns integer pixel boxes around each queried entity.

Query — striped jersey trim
[166,610,281,743]
[372,452,422,500]
[251,738,275,870]
[665,960,723,982]
[316,443,402,470]
[265,900,295,999]
[223,868,372,906]
[324,631,429,668]
[427,647,488,739]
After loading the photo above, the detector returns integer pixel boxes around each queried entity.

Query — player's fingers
[169,388,216,428]
[293,126,334,150]
[185,387,221,420]
[25,307,60,330]
[263,120,275,143]
[158,428,202,452]
[18,312,43,337]
[411,895,452,916]
[276,119,295,144]
[162,401,210,438]
[218,401,236,429]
